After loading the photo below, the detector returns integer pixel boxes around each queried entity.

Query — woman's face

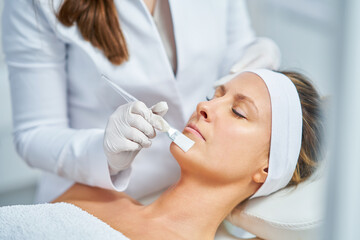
[171,72,272,185]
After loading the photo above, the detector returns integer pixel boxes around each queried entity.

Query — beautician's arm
[2,0,129,193]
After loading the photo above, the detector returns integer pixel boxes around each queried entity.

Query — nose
[196,101,211,121]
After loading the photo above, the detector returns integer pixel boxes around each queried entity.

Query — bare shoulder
[53,183,142,220]
[53,183,142,232]
[53,183,139,205]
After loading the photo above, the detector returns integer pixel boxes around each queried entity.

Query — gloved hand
[104,101,168,175]
[215,38,281,88]
[230,37,281,73]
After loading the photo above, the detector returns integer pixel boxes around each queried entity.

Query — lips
[185,123,205,141]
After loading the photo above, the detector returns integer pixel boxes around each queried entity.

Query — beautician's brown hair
[281,71,324,186]
[56,0,129,65]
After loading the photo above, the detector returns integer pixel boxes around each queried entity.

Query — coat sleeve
[2,0,131,193]
[219,0,280,76]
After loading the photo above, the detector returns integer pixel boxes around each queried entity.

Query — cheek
[205,124,265,173]
[206,125,246,159]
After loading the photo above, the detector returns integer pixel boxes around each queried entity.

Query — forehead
[225,72,266,90]
[224,72,269,97]
[224,72,271,116]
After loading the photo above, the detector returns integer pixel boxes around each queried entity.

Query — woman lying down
[0,70,323,240]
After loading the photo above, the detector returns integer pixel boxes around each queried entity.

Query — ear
[252,164,268,184]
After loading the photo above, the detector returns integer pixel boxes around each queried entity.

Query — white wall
[247,0,338,97]
[322,0,360,238]
[0,0,40,206]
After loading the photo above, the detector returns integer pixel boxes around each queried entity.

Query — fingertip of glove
[151,101,169,116]
[142,140,152,148]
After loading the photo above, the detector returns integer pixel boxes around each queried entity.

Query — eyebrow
[218,85,259,115]
[234,93,259,115]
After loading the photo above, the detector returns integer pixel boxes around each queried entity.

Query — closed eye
[232,108,246,119]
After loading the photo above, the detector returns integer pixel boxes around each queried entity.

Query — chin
[170,142,186,162]
[170,139,199,166]
[170,140,206,175]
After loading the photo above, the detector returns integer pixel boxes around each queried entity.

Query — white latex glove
[230,37,281,73]
[104,101,168,175]
[215,38,281,88]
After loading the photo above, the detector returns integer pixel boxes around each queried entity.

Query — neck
[141,173,251,240]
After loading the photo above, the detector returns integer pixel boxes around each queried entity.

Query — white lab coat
[2,0,257,203]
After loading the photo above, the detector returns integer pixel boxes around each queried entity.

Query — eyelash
[205,96,246,119]
[232,108,246,119]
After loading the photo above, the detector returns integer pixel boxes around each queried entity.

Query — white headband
[216,69,303,198]
[250,69,302,198]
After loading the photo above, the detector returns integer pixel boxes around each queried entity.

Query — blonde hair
[281,71,324,186]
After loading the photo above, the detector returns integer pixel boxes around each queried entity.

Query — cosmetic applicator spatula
[102,74,195,152]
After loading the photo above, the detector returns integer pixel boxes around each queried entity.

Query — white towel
[0,202,130,239]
